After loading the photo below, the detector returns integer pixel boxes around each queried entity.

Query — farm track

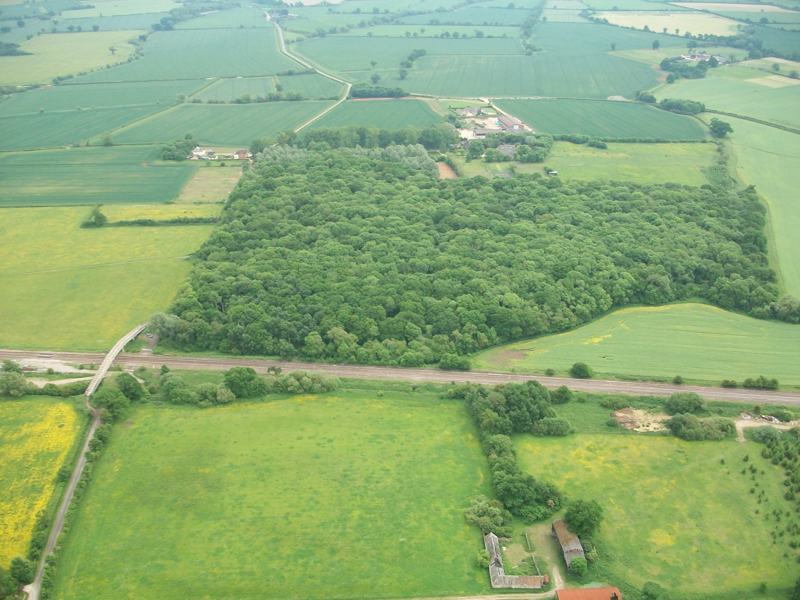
[4,348,800,406]
[23,325,145,600]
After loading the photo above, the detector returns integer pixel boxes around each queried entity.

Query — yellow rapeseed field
[0,398,81,566]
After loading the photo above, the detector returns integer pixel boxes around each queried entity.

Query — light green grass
[547,141,715,184]
[0,30,140,85]
[175,6,270,28]
[0,207,213,350]
[61,0,179,18]
[309,98,442,129]
[0,146,196,206]
[723,116,800,296]
[341,24,522,36]
[196,74,342,101]
[398,5,536,25]
[516,433,796,597]
[51,393,491,599]
[655,64,800,130]
[597,10,742,35]
[277,73,345,98]
[473,303,800,386]
[495,98,707,139]
[112,101,333,145]
[0,397,81,566]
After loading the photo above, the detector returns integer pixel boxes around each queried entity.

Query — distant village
[454,105,531,140]
[190,146,252,161]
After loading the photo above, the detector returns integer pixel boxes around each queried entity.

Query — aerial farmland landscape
[0,0,799,597]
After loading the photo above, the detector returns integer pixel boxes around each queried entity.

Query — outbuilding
[552,520,584,566]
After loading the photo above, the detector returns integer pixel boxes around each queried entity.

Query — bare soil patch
[613,407,668,432]
[437,162,458,180]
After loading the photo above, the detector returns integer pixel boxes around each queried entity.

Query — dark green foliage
[754,429,800,518]
[158,145,778,364]
[0,566,14,599]
[565,499,604,538]
[349,83,407,98]
[636,91,656,103]
[792,577,800,600]
[264,371,338,394]
[298,124,459,152]
[116,372,144,402]
[0,42,29,56]
[666,414,735,441]
[158,372,197,405]
[642,581,670,600]
[1,359,21,373]
[92,387,130,421]
[767,408,793,423]
[0,372,28,397]
[81,205,107,228]
[551,386,572,405]
[570,363,592,379]
[664,392,704,415]
[464,495,513,536]
[10,558,33,585]
[568,556,588,576]
[439,353,471,370]
[743,375,779,390]
[160,135,195,161]
[531,417,571,436]
[672,375,684,385]
[661,56,715,81]
[721,379,738,388]
[709,118,733,138]
[658,98,706,115]
[458,381,555,435]
[223,367,267,399]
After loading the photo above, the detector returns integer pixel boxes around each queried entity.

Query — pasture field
[0,146,196,206]
[0,105,165,151]
[752,22,800,54]
[398,6,536,25]
[77,27,299,83]
[309,99,442,129]
[0,207,213,350]
[61,0,179,18]
[495,98,707,139]
[597,10,742,35]
[112,101,333,145]
[174,6,270,28]
[654,65,800,130]
[547,141,715,184]
[192,76,277,102]
[473,303,800,386]
[175,165,242,203]
[723,116,800,296]
[0,79,203,116]
[0,30,140,85]
[0,397,81,567]
[277,73,344,99]
[516,431,797,596]
[51,392,491,599]
[340,24,522,37]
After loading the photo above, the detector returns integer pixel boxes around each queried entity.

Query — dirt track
[3,348,800,406]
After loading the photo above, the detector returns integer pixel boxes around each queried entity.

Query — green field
[77,27,299,83]
[0,30,140,85]
[655,65,800,130]
[0,207,213,350]
[517,430,797,597]
[174,6,270,28]
[495,99,707,139]
[0,146,197,206]
[724,117,800,296]
[112,101,333,145]
[547,141,716,184]
[597,10,741,35]
[51,392,491,599]
[194,74,343,102]
[61,0,179,18]
[277,73,344,99]
[0,397,81,566]
[398,5,536,25]
[473,303,800,386]
[341,24,522,37]
[309,99,442,129]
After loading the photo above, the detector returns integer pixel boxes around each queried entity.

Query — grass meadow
[472,303,800,387]
[0,146,197,206]
[516,430,797,597]
[597,10,741,35]
[61,0,179,18]
[495,99,707,140]
[0,397,82,566]
[0,31,140,86]
[547,141,715,185]
[0,207,213,350]
[112,101,333,145]
[310,99,442,129]
[724,116,800,296]
[174,165,242,203]
[51,392,491,599]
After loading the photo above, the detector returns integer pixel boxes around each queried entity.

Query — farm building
[497,114,525,132]
[556,587,623,600]
[457,106,484,118]
[552,520,584,566]
[191,146,216,160]
[483,533,548,589]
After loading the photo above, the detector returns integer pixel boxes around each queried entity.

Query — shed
[552,520,584,566]
[556,587,622,600]
[497,114,524,131]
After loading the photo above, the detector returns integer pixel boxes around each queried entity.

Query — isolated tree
[709,118,733,138]
[0,372,28,397]
[550,385,572,404]
[569,362,592,379]
[664,392,704,414]
[370,72,381,85]
[83,205,107,227]
[370,60,377,69]
[223,367,265,398]
[116,372,144,402]
[652,39,660,50]
[1,359,21,373]
[398,68,408,80]
[565,499,604,538]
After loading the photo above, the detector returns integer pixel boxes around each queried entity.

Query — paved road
[4,348,800,406]
[23,325,145,600]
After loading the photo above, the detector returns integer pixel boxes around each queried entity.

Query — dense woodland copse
[155,144,785,366]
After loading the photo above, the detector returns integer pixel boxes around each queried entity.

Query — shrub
[743,376,779,390]
[570,362,592,379]
[565,499,604,538]
[551,385,572,404]
[116,372,144,402]
[10,557,33,585]
[223,367,267,398]
[91,387,130,421]
[532,417,572,436]
[439,353,471,370]
[767,408,793,423]
[642,581,669,600]
[666,414,735,441]
[464,495,512,536]
[0,372,29,397]
[664,392,704,415]
[569,556,588,576]
[672,375,684,385]
[721,379,738,388]
[1,359,22,373]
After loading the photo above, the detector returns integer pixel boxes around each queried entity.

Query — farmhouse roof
[556,587,623,600]
[457,107,482,117]
[497,114,523,129]
[552,520,584,565]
